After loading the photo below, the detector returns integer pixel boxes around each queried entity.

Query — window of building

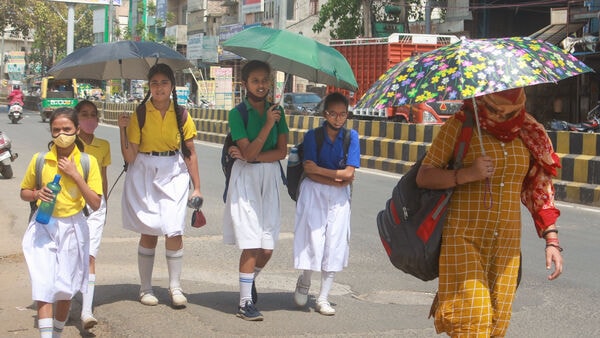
[310,0,318,16]
[287,0,295,20]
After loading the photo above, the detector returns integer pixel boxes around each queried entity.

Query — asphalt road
[1,109,599,337]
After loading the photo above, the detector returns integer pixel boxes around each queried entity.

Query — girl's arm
[304,160,355,185]
[183,138,202,198]
[101,166,108,200]
[118,114,139,164]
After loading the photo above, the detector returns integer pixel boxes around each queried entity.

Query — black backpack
[286,126,351,202]
[376,113,473,281]
[221,102,248,202]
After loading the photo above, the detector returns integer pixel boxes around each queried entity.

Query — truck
[329,33,461,123]
[39,77,78,122]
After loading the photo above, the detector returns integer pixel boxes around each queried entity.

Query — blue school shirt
[303,123,361,169]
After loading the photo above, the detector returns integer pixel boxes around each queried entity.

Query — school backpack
[376,112,473,281]
[286,126,351,202]
[221,102,249,202]
[29,151,91,221]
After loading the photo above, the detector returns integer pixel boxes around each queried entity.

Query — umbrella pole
[472,97,485,156]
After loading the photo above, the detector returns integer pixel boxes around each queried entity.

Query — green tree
[313,0,426,39]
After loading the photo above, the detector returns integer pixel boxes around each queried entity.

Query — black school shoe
[237,301,264,321]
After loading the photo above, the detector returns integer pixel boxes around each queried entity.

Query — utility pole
[362,0,372,37]
[67,3,75,54]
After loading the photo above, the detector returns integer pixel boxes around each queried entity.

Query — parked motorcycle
[0,131,18,179]
[8,103,24,124]
[546,107,600,133]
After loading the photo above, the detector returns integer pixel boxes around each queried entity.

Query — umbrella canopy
[48,40,194,80]
[356,36,593,109]
[223,26,358,91]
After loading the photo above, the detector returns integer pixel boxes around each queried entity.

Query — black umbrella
[48,40,194,80]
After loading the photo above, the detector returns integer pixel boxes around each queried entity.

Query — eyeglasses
[324,110,348,119]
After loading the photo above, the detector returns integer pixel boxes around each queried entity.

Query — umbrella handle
[471,97,486,156]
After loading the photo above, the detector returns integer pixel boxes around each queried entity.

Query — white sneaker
[81,314,98,330]
[293,275,310,307]
[169,287,187,308]
[139,290,159,306]
[315,300,335,316]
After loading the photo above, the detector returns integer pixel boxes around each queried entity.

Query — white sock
[38,318,53,338]
[318,271,336,303]
[239,272,254,307]
[52,319,66,338]
[302,270,313,286]
[138,246,155,292]
[166,249,184,290]
[253,266,262,279]
[81,273,95,317]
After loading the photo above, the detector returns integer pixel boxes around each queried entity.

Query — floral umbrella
[355,36,593,110]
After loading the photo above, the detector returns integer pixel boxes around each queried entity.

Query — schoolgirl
[292,92,361,315]
[118,63,203,308]
[20,107,102,337]
[223,60,289,321]
[75,100,111,329]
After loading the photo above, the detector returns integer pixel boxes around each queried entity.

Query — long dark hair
[48,107,85,151]
[138,63,191,159]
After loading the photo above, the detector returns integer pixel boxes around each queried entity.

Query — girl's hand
[266,105,281,126]
[469,156,494,181]
[228,145,246,161]
[57,156,80,179]
[37,187,52,202]
[118,114,130,128]
[303,160,318,174]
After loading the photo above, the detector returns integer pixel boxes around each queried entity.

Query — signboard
[48,0,122,5]
[187,34,204,60]
[176,86,189,106]
[213,67,233,110]
[242,0,264,15]
[5,51,26,81]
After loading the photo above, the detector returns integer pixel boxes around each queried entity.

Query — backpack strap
[314,127,352,166]
[34,152,47,190]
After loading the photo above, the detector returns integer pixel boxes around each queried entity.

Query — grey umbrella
[48,40,194,80]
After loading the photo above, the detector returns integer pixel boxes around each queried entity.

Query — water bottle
[288,147,300,166]
[35,174,62,224]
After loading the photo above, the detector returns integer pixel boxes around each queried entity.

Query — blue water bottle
[35,174,62,224]
[288,147,300,166]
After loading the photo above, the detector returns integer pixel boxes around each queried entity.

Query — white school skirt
[22,211,89,303]
[122,153,189,237]
[293,178,351,272]
[223,161,282,250]
[87,196,107,257]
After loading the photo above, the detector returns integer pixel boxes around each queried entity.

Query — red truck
[329,33,461,123]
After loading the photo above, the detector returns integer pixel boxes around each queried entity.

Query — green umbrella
[223,26,358,91]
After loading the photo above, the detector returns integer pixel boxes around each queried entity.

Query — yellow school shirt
[21,146,103,217]
[127,101,197,152]
[82,136,111,168]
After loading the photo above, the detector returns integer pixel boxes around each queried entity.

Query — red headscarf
[457,88,561,236]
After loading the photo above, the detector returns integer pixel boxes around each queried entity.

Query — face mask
[53,133,77,148]
[79,119,98,134]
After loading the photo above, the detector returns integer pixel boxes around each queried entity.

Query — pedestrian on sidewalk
[415,88,563,336]
[292,92,360,316]
[223,60,289,321]
[20,108,103,337]
[75,100,111,329]
[118,63,203,309]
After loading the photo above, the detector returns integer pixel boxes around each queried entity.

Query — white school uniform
[223,160,282,249]
[122,153,189,237]
[22,211,89,302]
[87,196,106,257]
[293,178,351,272]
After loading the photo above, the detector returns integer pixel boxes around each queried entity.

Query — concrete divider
[98,103,600,206]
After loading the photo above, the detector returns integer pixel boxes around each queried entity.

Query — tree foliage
[1,0,94,76]
[313,0,427,39]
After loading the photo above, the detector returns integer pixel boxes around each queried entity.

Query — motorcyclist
[7,85,24,108]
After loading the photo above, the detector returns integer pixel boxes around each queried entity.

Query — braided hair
[137,63,191,159]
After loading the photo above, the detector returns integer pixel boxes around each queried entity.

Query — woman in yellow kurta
[416,88,564,337]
